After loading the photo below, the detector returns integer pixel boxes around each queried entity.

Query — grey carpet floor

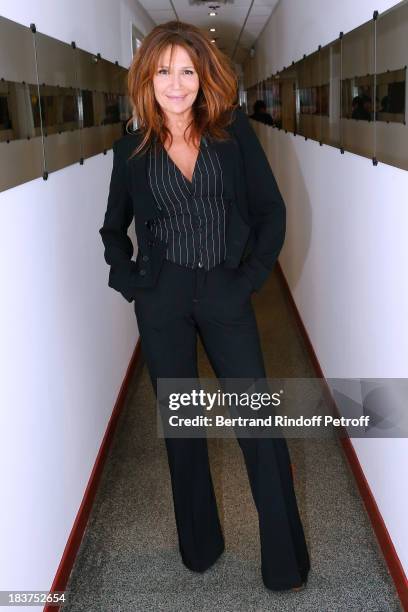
[62,271,402,611]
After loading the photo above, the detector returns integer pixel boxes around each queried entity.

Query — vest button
[142,254,149,262]
[139,269,146,276]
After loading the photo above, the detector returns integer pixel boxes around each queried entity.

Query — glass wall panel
[261,76,272,125]
[341,20,375,158]
[376,0,408,169]
[34,31,82,174]
[270,75,282,128]
[279,65,297,133]
[0,16,43,192]
[320,40,341,147]
[296,50,321,141]
[258,79,266,103]
[75,47,130,158]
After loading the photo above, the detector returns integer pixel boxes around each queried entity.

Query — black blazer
[99,108,286,303]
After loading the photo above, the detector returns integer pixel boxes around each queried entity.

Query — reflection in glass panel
[342,76,374,120]
[247,78,273,125]
[296,50,321,141]
[238,82,247,114]
[257,79,265,102]
[246,84,258,117]
[264,77,272,111]
[29,85,42,131]
[0,90,12,131]
[376,0,408,169]
[79,90,94,128]
[34,85,79,135]
[279,65,297,133]
[0,80,35,142]
[103,93,120,125]
[376,68,405,122]
[270,76,282,128]
[341,20,375,158]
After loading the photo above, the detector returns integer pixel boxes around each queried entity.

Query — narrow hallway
[62,270,402,611]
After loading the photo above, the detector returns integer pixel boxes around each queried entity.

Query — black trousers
[133,258,310,590]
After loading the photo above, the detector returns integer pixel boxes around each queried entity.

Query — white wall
[244,0,408,576]
[0,1,154,608]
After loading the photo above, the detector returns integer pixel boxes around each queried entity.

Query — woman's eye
[157,69,194,75]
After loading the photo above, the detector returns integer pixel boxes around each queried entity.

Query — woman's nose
[170,72,181,87]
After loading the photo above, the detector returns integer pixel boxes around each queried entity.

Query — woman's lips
[167,95,186,100]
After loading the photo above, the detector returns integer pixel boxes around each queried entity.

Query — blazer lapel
[127,137,162,223]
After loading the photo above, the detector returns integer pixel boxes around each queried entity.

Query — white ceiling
[137,0,278,66]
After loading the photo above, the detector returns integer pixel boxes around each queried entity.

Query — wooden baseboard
[44,338,142,611]
[275,261,408,611]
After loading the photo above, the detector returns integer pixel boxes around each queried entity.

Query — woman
[99,20,310,591]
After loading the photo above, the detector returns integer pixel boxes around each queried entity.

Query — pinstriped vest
[146,134,229,270]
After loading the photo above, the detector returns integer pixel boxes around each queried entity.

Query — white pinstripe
[171,161,197,267]
[182,170,203,267]
[159,147,184,261]
[199,147,218,267]
[194,152,211,268]
[204,145,222,264]
[213,148,227,259]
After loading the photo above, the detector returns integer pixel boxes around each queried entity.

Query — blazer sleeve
[99,140,136,303]
[232,108,286,292]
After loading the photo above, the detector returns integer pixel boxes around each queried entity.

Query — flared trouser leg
[163,437,225,571]
[194,279,310,589]
[135,287,225,572]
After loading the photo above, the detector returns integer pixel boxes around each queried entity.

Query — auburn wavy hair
[125,20,239,159]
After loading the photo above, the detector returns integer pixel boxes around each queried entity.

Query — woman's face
[152,44,200,119]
